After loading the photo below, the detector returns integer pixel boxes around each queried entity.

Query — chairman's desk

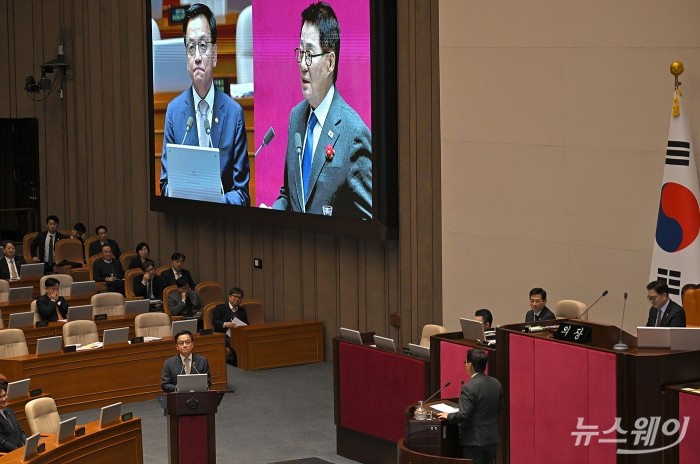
[0,334,227,413]
[0,417,143,463]
[496,320,700,464]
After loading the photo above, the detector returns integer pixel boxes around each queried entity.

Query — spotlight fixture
[24,76,40,94]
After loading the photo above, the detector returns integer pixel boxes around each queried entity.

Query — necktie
[198,99,210,147]
[656,309,663,327]
[48,235,54,264]
[2,411,14,431]
[185,357,191,375]
[9,259,18,280]
[147,281,153,299]
[302,112,318,201]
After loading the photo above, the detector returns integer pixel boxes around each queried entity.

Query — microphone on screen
[204,119,213,148]
[181,116,194,145]
[253,127,276,157]
[294,132,302,158]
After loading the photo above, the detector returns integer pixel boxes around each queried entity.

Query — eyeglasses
[177,340,192,346]
[647,296,658,302]
[186,41,214,57]
[294,47,330,66]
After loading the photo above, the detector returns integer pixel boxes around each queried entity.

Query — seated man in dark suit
[0,241,24,280]
[645,280,686,327]
[437,349,504,464]
[167,277,203,317]
[93,244,125,295]
[474,308,494,329]
[524,287,556,322]
[133,260,165,301]
[0,387,27,452]
[212,287,249,366]
[161,330,211,393]
[88,225,122,259]
[29,215,68,274]
[36,277,69,322]
[161,252,197,288]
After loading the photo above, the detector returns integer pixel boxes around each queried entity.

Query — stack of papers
[77,342,103,350]
[430,403,459,414]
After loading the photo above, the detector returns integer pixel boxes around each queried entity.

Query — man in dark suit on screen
[0,387,26,452]
[437,349,504,464]
[270,2,372,219]
[645,280,686,327]
[161,330,211,393]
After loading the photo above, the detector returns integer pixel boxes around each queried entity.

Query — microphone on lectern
[613,292,629,351]
[577,290,609,320]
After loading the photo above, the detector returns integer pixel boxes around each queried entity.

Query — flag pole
[671,61,684,117]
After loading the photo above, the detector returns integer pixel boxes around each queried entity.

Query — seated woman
[128,242,153,270]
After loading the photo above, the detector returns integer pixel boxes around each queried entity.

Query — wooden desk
[0,295,93,327]
[0,334,227,413]
[0,417,143,463]
[231,320,323,370]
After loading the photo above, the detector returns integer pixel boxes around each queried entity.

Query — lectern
[160,391,224,464]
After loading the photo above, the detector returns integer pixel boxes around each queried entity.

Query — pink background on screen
[252,0,371,206]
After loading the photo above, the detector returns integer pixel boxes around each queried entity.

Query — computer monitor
[67,305,93,321]
[20,263,45,279]
[339,327,363,344]
[373,335,397,352]
[176,373,209,392]
[22,433,40,460]
[6,378,30,400]
[99,402,122,428]
[171,319,197,338]
[8,286,33,302]
[57,417,77,443]
[102,327,129,347]
[70,280,96,297]
[8,312,35,329]
[460,318,487,342]
[408,343,430,360]
[36,336,63,356]
[637,327,671,349]
[125,299,150,315]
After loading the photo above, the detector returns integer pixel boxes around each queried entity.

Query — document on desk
[430,403,459,414]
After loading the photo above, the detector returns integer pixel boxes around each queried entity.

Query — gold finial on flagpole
[671,61,684,117]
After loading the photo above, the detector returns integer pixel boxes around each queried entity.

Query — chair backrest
[54,238,85,265]
[63,320,99,346]
[40,274,74,297]
[555,300,588,320]
[0,280,8,303]
[0,328,29,358]
[30,300,41,324]
[119,251,138,271]
[87,254,102,280]
[162,285,178,317]
[124,268,142,299]
[91,292,125,317]
[420,324,447,347]
[203,302,218,330]
[22,232,38,262]
[155,265,171,277]
[134,312,171,338]
[195,281,224,307]
[684,288,700,327]
[83,236,99,261]
[25,397,60,435]
[240,298,264,325]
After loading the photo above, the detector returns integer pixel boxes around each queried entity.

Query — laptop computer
[637,327,671,348]
[20,263,45,279]
[70,280,96,297]
[99,402,122,428]
[125,299,151,315]
[670,327,700,351]
[176,373,209,392]
[36,336,63,356]
[165,144,224,203]
[339,327,363,344]
[57,417,77,444]
[6,378,30,400]
[460,318,487,342]
[102,327,129,347]
[172,319,198,337]
[8,311,36,328]
[408,343,431,360]
[8,286,33,302]
[67,305,94,321]
[373,335,397,352]
[23,433,40,461]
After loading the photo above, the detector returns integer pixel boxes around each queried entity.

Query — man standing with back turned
[437,349,504,464]
[160,3,250,205]
[270,2,372,219]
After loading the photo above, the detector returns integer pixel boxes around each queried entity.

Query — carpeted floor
[64,362,360,464]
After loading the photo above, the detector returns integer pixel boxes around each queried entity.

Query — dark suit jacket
[525,306,556,323]
[447,372,504,447]
[646,299,686,327]
[0,256,25,280]
[29,231,67,263]
[0,408,27,452]
[212,303,249,333]
[272,89,372,220]
[160,86,250,205]
[36,294,69,322]
[133,274,165,300]
[161,268,196,289]
[89,239,122,259]
[161,353,211,393]
[93,259,124,282]
[167,289,203,317]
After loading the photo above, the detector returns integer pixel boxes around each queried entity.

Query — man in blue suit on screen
[271,2,372,219]
[160,3,250,205]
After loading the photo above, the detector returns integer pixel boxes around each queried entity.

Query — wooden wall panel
[2,0,442,361]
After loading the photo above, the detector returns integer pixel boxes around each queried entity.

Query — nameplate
[94,314,108,321]
[35,321,49,328]
[198,329,213,336]
[553,323,592,344]
[121,412,133,421]
[30,388,42,397]
[75,426,85,437]
[130,336,144,344]
[63,345,77,353]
